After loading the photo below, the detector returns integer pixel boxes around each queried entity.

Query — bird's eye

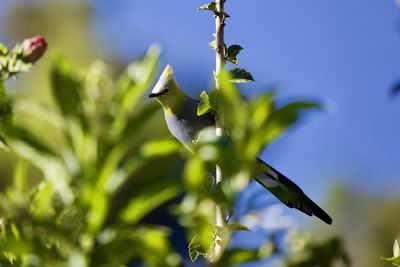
[164,88,170,94]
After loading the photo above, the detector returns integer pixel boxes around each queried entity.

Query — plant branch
[214,0,226,262]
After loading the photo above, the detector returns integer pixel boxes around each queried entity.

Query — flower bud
[22,35,47,64]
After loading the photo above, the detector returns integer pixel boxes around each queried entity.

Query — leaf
[382,239,400,266]
[395,239,400,257]
[225,45,243,65]
[198,2,217,12]
[264,101,320,144]
[228,223,251,232]
[50,54,83,120]
[188,235,207,262]
[140,138,181,157]
[0,81,12,126]
[0,43,8,55]
[208,40,216,49]
[6,126,73,204]
[119,179,181,224]
[197,91,213,116]
[0,134,8,151]
[184,157,206,189]
[381,256,400,266]
[228,68,254,83]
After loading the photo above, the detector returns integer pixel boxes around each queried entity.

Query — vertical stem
[214,0,225,261]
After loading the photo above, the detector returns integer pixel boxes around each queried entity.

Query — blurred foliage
[0,42,187,266]
[0,34,348,266]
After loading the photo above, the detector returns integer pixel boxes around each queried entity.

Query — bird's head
[149,65,187,114]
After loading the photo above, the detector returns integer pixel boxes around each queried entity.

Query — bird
[149,65,332,225]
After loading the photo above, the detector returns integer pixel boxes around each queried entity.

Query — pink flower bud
[22,35,47,64]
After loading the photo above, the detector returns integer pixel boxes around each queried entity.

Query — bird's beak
[148,92,163,98]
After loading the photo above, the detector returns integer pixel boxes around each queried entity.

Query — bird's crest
[149,65,187,114]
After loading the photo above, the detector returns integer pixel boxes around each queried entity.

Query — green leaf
[50,54,84,121]
[0,81,12,126]
[0,43,8,55]
[264,101,320,144]
[225,45,243,65]
[228,223,251,232]
[381,256,400,266]
[228,68,254,83]
[184,157,206,189]
[382,239,400,266]
[140,138,181,157]
[197,91,213,116]
[188,235,208,262]
[119,179,181,224]
[6,126,73,204]
[198,2,217,12]
[208,40,216,49]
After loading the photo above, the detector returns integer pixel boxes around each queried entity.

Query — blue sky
[2,0,400,203]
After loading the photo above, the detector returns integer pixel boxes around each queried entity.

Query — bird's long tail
[254,158,332,224]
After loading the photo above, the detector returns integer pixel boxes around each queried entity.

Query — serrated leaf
[228,223,251,232]
[198,2,217,12]
[228,68,254,83]
[197,91,213,116]
[188,235,206,262]
[225,45,243,65]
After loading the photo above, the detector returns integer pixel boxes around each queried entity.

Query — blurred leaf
[119,179,181,224]
[391,81,400,97]
[219,244,274,267]
[7,126,73,204]
[184,157,206,189]
[13,160,27,193]
[0,134,8,150]
[50,54,84,122]
[140,138,181,157]
[228,223,251,232]
[382,239,400,266]
[264,101,320,144]
[287,237,350,267]
[0,81,12,126]
[225,45,243,65]
[0,43,8,55]
[228,68,254,83]
[120,102,159,144]
[119,45,160,113]
[31,181,54,219]
[13,100,65,131]
[197,91,213,116]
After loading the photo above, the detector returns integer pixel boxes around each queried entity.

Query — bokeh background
[1,0,400,266]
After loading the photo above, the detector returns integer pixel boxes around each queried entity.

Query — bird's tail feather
[255,158,332,225]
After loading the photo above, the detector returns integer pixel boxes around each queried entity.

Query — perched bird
[149,65,332,225]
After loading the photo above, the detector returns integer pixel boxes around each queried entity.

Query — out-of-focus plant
[0,38,184,266]
[382,239,400,266]
[0,11,348,267]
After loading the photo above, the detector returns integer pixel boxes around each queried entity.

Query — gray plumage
[149,65,332,225]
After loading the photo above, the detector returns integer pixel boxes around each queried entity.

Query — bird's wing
[195,102,332,224]
[254,158,332,224]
